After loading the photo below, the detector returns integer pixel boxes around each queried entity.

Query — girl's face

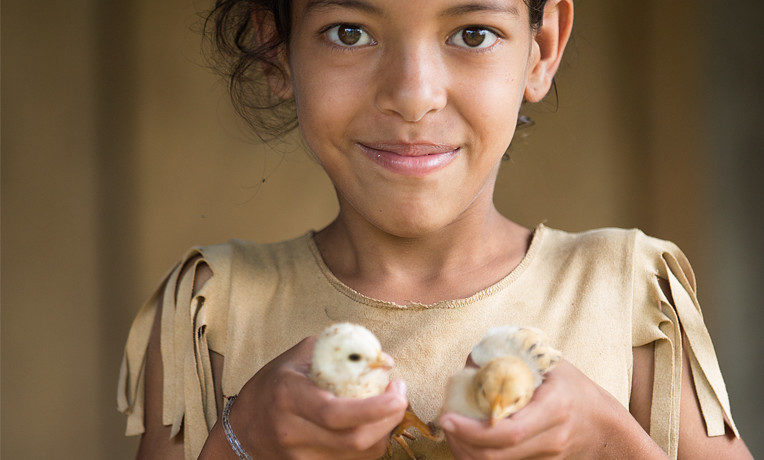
[283,0,545,237]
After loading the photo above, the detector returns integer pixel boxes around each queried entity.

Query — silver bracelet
[222,395,253,460]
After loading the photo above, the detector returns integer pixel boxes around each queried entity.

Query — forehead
[297,0,525,19]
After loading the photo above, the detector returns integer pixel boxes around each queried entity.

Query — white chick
[310,323,441,458]
[311,322,394,398]
[443,326,561,425]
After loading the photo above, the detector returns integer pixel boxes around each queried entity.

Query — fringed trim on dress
[117,244,232,459]
[632,231,739,459]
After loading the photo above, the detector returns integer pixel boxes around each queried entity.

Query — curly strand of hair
[202,1,296,141]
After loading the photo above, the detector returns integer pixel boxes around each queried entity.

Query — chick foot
[388,406,443,459]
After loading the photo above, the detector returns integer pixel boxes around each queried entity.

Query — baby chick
[310,323,440,458]
[311,322,394,398]
[443,326,561,425]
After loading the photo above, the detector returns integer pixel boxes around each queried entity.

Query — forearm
[600,395,667,459]
[199,420,240,460]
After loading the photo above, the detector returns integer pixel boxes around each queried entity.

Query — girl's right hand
[228,336,409,459]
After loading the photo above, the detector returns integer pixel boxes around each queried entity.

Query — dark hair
[201,0,550,142]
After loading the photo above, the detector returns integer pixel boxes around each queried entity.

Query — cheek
[291,57,371,144]
[454,69,523,155]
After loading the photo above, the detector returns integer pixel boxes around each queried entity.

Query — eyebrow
[304,0,384,16]
[440,2,520,18]
[303,0,520,18]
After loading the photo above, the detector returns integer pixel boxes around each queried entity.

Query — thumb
[285,335,318,368]
[386,379,408,400]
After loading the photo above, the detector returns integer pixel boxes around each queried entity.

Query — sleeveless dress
[116,223,739,459]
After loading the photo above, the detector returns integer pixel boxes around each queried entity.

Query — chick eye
[325,24,374,47]
[448,26,499,49]
[348,353,361,361]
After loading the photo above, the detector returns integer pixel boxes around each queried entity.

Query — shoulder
[541,224,688,273]
[541,224,642,253]
[539,225,658,274]
[539,225,693,329]
[626,229,699,341]
[180,232,310,287]
[184,232,315,335]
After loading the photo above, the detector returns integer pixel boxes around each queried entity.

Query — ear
[524,0,574,103]
[252,8,294,100]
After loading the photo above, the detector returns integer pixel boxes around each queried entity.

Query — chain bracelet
[222,395,253,460]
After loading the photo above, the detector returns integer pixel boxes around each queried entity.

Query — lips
[360,142,460,157]
[358,142,460,177]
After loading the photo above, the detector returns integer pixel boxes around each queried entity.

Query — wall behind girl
[1,0,761,458]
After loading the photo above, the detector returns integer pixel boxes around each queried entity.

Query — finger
[346,402,408,438]
[289,374,408,430]
[473,425,570,460]
[498,368,571,432]
[440,409,560,449]
[361,437,392,460]
[271,411,346,451]
[280,403,403,455]
[332,412,405,456]
[287,444,383,460]
[344,437,390,460]
[444,430,475,460]
[327,436,390,460]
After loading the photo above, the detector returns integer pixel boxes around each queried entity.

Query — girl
[117,0,752,458]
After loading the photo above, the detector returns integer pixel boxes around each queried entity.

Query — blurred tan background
[2,0,762,458]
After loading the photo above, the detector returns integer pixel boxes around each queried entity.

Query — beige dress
[117,223,739,459]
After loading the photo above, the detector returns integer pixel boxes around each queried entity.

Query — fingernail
[393,379,407,397]
[441,417,455,432]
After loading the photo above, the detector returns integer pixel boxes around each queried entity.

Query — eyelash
[447,25,504,52]
[319,23,376,53]
[318,23,504,54]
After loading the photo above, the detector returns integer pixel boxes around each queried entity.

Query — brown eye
[348,353,361,361]
[449,27,499,50]
[462,28,486,47]
[338,26,362,45]
[326,24,373,48]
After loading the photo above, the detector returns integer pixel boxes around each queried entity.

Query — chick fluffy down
[470,325,560,388]
[442,325,561,421]
[310,323,391,398]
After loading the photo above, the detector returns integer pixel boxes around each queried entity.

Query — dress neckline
[304,222,547,310]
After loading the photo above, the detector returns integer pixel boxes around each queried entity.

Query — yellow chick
[443,326,561,425]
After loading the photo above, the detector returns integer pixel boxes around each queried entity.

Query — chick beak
[368,352,394,371]
[490,395,504,426]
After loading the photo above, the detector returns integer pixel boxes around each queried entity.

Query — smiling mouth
[359,142,461,157]
[358,143,460,177]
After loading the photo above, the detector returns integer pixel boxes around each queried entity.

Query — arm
[199,335,408,459]
[134,284,184,459]
[135,258,213,459]
[630,334,752,459]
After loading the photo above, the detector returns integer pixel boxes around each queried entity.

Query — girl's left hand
[439,359,665,459]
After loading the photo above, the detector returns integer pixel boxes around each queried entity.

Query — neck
[312,192,532,298]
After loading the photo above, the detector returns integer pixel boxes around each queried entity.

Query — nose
[374,43,447,123]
